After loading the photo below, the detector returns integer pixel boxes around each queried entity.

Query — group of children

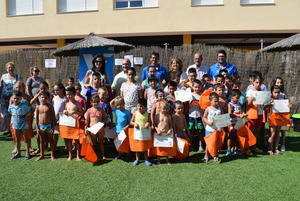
[5,66,291,165]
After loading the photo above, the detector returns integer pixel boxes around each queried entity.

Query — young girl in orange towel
[246,74,267,154]
[268,86,290,155]
[61,86,84,161]
[130,99,152,166]
[153,103,175,165]
[203,92,223,163]
[85,95,105,161]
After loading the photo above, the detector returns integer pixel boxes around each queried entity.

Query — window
[58,0,98,13]
[8,0,43,16]
[192,0,223,6]
[115,0,158,9]
[240,0,274,5]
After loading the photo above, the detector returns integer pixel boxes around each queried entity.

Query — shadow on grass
[286,136,300,152]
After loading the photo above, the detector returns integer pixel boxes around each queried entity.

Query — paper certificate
[104,128,117,139]
[59,114,76,127]
[134,127,151,141]
[234,117,248,130]
[272,99,290,113]
[177,138,185,154]
[213,113,232,128]
[175,90,192,102]
[154,134,174,147]
[86,122,104,135]
[253,91,271,105]
[114,130,127,150]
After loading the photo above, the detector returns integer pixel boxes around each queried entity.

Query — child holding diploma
[246,74,266,154]
[60,86,84,161]
[268,86,290,155]
[227,89,247,156]
[35,91,56,161]
[110,96,131,158]
[8,92,32,159]
[272,77,287,151]
[130,99,152,166]
[203,92,223,163]
[153,104,176,165]
[188,80,205,151]
[85,95,105,161]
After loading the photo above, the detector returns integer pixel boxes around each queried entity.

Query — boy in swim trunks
[35,91,56,161]
[172,101,189,140]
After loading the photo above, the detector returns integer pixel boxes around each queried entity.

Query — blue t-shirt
[85,87,99,100]
[208,63,238,78]
[8,103,32,130]
[113,108,131,134]
[141,65,167,81]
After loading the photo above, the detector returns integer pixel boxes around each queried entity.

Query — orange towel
[175,137,190,160]
[236,125,256,151]
[246,104,258,120]
[152,134,177,157]
[11,123,34,142]
[127,127,153,152]
[204,130,225,157]
[81,136,98,163]
[199,89,213,110]
[269,112,291,126]
[59,116,85,141]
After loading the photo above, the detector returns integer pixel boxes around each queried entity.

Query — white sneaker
[281,145,286,152]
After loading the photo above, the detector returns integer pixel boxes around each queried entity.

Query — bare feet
[274,150,283,155]
[67,155,72,161]
[33,149,40,155]
[267,151,274,155]
[102,156,107,160]
[51,155,56,161]
[36,155,45,161]
[76,156,81,161]
[11,148,17,154]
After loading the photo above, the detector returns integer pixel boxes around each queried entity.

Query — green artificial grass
[1,132,300,201]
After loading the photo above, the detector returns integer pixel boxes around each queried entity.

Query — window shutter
[33,0,43,14]
[143,0,158,7]
[86,0,98,10]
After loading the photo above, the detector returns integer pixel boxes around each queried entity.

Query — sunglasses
[34,70,40,72]
[95,60,104,63]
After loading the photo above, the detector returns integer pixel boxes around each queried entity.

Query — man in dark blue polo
[208,50,238,78]
[141,52,167,81]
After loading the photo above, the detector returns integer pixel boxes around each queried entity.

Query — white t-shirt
[120,82,141,113]
[189,93,201,118]
[246,89,265,115]
[205,106,221,132]
[246,84,267,93]
[186,64,209,81]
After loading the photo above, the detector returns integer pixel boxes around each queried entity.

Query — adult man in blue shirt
[141,52,167,81]
[208,50,239,78]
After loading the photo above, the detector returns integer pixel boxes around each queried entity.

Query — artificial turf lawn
[0,132,300,201]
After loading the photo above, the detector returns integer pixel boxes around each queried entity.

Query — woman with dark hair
[26,66,45,98]
[83,54,108,88]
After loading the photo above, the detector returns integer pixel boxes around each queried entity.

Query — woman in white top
[0,62,20,132]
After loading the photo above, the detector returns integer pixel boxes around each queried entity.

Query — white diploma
[104,127,117,139]
[175,90,192,102]
[59,114,76,127]
[86,122,104,135]
[253,91,271,105]
[234,117,248,130]
[176,138,185,154]
[154,134,174,147]
[213,113,232,128]
[114,130,127,150]
[272,99,290,113]
[134,127,151,141]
